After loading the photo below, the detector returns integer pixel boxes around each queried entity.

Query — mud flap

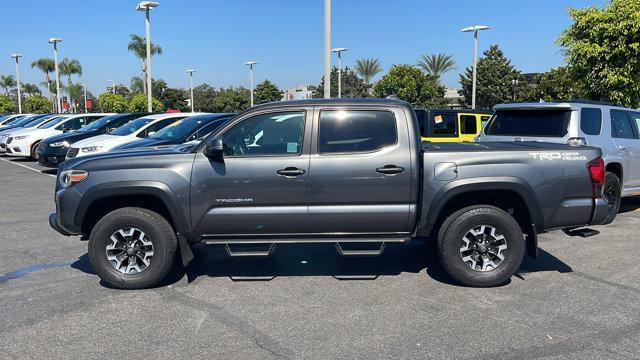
[177,233,194,267]
[526,225,538,258]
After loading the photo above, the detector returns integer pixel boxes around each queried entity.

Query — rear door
[307,107,413,234]
[458,114,479,142]
[611,110,640,189]
[427,110,458,142]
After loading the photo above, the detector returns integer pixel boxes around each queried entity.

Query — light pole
[108,79,115,94]
[83,84,88,113]
[48,38,63,113]
[11,54,22,113]
[186,69,195,112]
[331,47,348,98]
[136,1,159,112]
[244,61,257,107]
[511,79,519,101]
[461,25,490,109]
[323,0,331,99]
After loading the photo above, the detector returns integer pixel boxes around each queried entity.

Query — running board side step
[224,243,275,257]
[335,242,386,256]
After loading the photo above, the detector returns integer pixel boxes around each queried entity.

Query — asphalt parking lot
[1,156,640,360]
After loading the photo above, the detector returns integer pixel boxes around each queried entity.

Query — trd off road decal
[529,152,587,161]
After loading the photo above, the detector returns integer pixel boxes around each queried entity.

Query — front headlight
[0,134,8,138]
[14,135,29,140]
[50,141,70,148]
[81,146,102,153]
[59,170,88,188]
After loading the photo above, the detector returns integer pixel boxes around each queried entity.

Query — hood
[42,129,100,146]
[61,145,194,172]
[71,134,127,149]
[7,127,45,137]
[112,138,172,150]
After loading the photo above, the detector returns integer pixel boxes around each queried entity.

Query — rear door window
[460,115,477,135]
[611,110,635,139]
[485,110,571,137]
[480,115,490,129]
[432,112,457,137]
[580,108,602,135]
[319,110,396,153]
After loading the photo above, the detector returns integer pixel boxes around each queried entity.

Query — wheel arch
[605,162,623,182]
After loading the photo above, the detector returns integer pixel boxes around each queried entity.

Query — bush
[98,93,128,113]
[0,94,16,113]
[23,95,51,113]
[373,64,446,108]
[128,93,163,112]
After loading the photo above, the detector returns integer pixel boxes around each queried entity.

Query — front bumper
[37,146,68,167]
[5,139,32,157]
[49,188,83,236]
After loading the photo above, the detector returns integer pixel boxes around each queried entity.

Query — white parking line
[0,157,56,178]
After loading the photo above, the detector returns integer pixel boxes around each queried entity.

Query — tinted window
[625,112,640,138]
[319,110,396,153]
[56,116,94,131]
[78,114,137,133]
[222,111,305,156]
[187,119,227,141]
[151,115,224,141]
[460,115,477,135]
[414,109,427,136]
[610,110,635,139]
[112,117,154,136]
[480,115,490,129]
[580,108,602,135]
[138,117,184,138]
[38,116,69,129]
[432,113,457,136]
[485,110,571,137]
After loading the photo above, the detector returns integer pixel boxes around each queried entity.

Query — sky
[0,0,607,96]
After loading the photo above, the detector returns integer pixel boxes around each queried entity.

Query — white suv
[478,101,640,224]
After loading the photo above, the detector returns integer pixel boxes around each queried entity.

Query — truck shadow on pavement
[70,240,573,288]
[619,196,640,214]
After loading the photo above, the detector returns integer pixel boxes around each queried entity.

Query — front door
[191,109,311,236]
[307,108,414,234]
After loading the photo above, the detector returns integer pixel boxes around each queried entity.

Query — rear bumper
[546,197,609,229]
[589,197,609,225]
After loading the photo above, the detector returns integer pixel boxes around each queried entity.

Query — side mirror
[204,137,224,161]
[62,127,71,133]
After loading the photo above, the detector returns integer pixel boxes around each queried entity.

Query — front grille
[0,143,5,149]
[6,137,13,144]
[66,147,79,159]
[5,147,12,154]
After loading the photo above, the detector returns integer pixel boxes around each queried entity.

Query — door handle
[375,165,405,175]
[276,167,306,177]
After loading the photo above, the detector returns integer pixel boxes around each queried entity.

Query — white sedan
[66,113,193,159]
[5,113,113,160]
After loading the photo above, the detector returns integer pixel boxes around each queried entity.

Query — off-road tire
[602,172,621,225]
[88,207,177,289]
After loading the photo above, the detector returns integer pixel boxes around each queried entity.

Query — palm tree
[21,83,41,97]
[59,58,82,112]
[127,34,162,95]
[354,58,382,86]
[130,76,145,94]
[30,58,55,104]
[0,75,16,96]
[417,53,456,80]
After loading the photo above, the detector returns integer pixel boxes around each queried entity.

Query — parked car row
[0,112,235,165]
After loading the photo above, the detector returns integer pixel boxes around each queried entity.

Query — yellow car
[416,109,493,142]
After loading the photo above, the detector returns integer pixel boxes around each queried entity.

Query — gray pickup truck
[50,99,608,289]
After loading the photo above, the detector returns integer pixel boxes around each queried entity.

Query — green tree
[30,58,55,104]
[59,58,82,111]
[98,93,129,113]
[557,0,640,107]
[417,53,456,81]
[130,76,145,94]
[21,83,41,97]
[193,84,218,112]
[127,34,162,95]
[373,64,447,107]
[23,95,52,113]
[458,45,529,109]
[535,67,579,102]
[159,87,188,111]
[0,94,15,113]
[0,75,16,96]
[254,80,282,105]
[212,87,250,112]
[355,58,383,86]
[151,79,168,100]
[128,93,163,112]
[313,67,369,98]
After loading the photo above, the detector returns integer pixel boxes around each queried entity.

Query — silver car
[478,101,640,224]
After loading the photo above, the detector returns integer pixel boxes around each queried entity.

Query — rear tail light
[567,137,588,146]
[587,157,605,198]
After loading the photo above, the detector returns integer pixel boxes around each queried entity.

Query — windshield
[10,116,36,127]
[484,109,571,137]
[78,114,125,132]
[150,116,223,140]
[111,117,153,136]
[38,116,68,129]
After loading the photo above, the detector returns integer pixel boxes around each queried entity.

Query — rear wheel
[602,172,621,225]
[88,207,177,289]
[437,206,525,287]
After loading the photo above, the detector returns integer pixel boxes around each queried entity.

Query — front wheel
[602,172,621,225]
[88,207,177,289]
[30,141,41,161]
[437,206,525,287]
